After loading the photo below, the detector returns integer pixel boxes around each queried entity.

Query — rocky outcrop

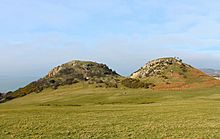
[39,60,121,90]
[45,60,119,81]
[47,66,63,78]
[131,57,189,78]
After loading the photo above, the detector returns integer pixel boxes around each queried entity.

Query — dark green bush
[121,78,153,89]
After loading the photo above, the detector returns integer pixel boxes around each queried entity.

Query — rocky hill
[44,60,120,88]
[0,60,121,102]
[131,57,219,89]
[131,57,187,78]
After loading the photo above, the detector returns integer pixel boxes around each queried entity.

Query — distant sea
[0,76,39,93]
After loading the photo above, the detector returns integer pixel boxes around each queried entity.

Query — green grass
[1,83,220,138]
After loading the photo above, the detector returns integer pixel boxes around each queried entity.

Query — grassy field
[1,83,220,138]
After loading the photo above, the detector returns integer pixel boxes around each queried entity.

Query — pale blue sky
[0,0,220,92]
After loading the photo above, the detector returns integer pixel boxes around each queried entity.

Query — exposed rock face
[48,66,63,78]
[131,57,189,78]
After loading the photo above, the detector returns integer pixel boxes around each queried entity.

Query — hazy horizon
[1,0,220,92]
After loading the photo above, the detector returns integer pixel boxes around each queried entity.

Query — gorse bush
[3,82,39,102]
[121,78,154,89]
[0,93,4,101]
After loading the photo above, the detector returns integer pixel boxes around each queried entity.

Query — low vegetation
[1,84,220,138]
[0,92,3,100]
[121,78,154,89]
[1,82,41,103]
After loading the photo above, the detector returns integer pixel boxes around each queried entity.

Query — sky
[0,0,220,92]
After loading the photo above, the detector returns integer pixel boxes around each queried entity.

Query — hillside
[131,57,219,89]
[0,60,121,102]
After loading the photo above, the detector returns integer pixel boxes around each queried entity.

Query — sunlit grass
[1,84,220,138]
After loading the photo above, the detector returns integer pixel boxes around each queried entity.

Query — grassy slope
[1,83,220,138]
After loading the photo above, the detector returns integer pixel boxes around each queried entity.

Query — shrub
[4,82,39,101]
[121,78,153,89]
[0,93,4,101]
[105,82,118,88]
[161,75,168,79]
